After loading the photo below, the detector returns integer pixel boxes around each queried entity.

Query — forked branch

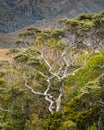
[23,41,87,114]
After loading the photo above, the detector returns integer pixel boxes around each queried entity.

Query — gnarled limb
[23,38,87,114]
[0,107,10,112]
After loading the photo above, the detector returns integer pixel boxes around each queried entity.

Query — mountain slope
[0,0,104,33]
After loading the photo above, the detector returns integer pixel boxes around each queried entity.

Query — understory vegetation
[0,11,104,130]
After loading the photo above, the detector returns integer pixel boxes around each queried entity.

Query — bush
[60,120,76,130]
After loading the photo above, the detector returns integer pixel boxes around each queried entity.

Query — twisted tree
[19,33,87,114]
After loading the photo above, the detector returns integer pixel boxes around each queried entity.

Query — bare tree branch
[0,107,10,112]
[23,73,46,96]
[23,31,88,114]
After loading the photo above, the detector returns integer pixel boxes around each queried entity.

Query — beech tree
[59,12,104,56]
[19,30,87,114]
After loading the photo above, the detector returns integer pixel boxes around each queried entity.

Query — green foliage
[66,54,104,88]
[93,11,104,25]
[64,74,104,130]
[60,11,104,33]
[15,39,25,44]
[25,114,44,130]
[14,48,41,65]
[44,112,63,130]
[0,89,26,130]
[76,104,100,129]
[59,17,94,31]
[40,29,65,39]
[78,14,93,21]
[0,71,5,77]
[60,120,76,130]
[87,123,98,130]
[97,74,104,87]
[27,27,41,34]
[0,78,7,87]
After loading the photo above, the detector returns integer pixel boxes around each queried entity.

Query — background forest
[0,0,104,33]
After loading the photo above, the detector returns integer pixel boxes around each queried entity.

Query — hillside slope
[0,33,17,48]
[0,0,104,33]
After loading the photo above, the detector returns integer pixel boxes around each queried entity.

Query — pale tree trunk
[23,41,87,114]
